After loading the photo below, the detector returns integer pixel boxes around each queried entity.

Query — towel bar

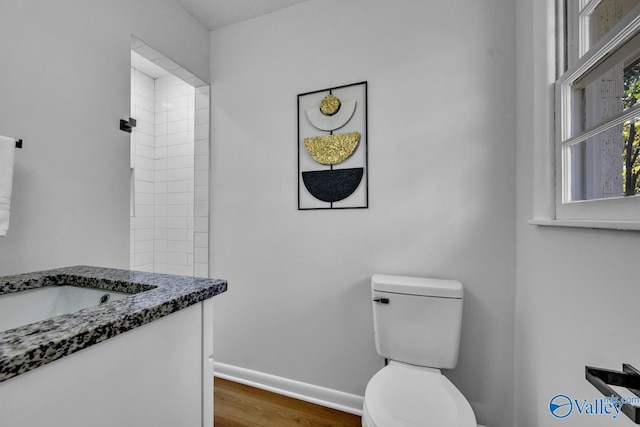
[586,364,640,424]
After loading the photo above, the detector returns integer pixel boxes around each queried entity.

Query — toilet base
[362,361,476,427]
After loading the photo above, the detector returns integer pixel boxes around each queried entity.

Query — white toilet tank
[371,274,464,369]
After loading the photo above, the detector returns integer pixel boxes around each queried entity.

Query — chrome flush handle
[373,297,389,304]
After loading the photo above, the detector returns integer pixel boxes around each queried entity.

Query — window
[555,0,640,224]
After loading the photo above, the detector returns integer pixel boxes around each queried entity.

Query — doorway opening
[129,36,210,277]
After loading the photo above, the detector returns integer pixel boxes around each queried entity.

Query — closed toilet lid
[363,362,477,427]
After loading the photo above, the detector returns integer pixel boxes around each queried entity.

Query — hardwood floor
[214,378,362,427]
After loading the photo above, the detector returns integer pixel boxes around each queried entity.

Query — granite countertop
[0,265,227,383]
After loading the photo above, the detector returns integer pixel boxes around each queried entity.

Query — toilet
[362,274,477,427]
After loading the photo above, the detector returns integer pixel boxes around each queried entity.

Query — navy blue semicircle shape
[302,168,364,203]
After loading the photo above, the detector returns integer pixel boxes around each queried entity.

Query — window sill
[529,219,640,231]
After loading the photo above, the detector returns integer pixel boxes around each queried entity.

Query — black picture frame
[297,81,368,210]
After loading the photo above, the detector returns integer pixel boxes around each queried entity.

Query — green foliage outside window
[622,61,640,196]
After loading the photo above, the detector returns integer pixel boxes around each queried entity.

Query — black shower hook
[120,118,137,133]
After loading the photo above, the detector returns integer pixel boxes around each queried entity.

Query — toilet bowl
[362,361,476,427]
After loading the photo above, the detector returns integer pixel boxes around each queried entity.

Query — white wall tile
[154,227,168,241]
[155,76,169,89]
[167,253,189,266]
[195,185,208,202]
[135,96,154,114]
[155,123,168,136]
[167,216,188,229]
[154,250,168,264]
[155,111,168,125]
[155,87,169,101]
[167,180,187,193]
[194,124,209,140]
[155,100,168,113]
[194,108,209,125]
[136,132,154,147]
[134,156,154,171]
[155,158,168,171]
[166,265,191,276]
[167,75,184,87]
[133,216,153,229]
[154,204,168,217]
[194,169,208,187]
[168,192,188,205]
[135,107,154,124]
[168,156,188,170]
[167,168,188,182]
[168,108,188,122]
[168,240,188,253]
[194,154,208,171]
[168,144,188,158]
[136,119,154,136]
[167,204,188,218]
[134,252,153,267]
[155,146,168,160]
[135,205,154,219]
[194,247,208,264]
[155,134,167,147]
[134,239,154,254]
[195,232,207,248]
[135,180,154,194]
[194,140,209,156]
[194,263,208,278]
[135,168,154,183]
[154,181,168,194]
[195,91,209,109]
[168,120,188,134]
[134,228,154,242]
[194,216,208,233]
[136,143,154,160]
[168,228,189,241]
[167,132,188,145]
[169,95,188,109]
[153,264,168,274]
[168,84,189,98]
[194,201,208,217]
[154,239,168,252]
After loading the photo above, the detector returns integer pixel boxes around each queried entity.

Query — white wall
[515,1,640,426]
[210,1,517,425]
[0,0,209,275]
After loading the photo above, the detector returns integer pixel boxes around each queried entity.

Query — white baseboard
[213,361,364,416]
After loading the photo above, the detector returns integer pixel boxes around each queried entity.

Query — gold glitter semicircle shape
[303,132,361,165]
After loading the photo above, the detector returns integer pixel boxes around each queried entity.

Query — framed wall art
[297,81,368,210]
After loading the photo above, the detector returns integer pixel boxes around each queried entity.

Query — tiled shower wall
[130,68,155,272]
[153,74,195,276]
[193,86,209,278]
[130,68,209,277]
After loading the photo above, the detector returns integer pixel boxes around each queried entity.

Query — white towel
[0,135,16,236]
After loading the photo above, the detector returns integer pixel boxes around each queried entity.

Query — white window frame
[550,0,640,229]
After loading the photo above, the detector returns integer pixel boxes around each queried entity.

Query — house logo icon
[549,394,573,418]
